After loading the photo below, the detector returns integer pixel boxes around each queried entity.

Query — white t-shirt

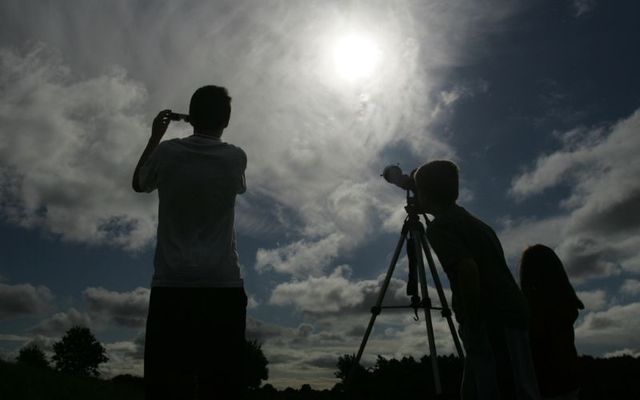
[138,134,246,288]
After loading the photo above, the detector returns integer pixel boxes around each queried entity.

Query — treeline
[3,342,640,399]
[242,353,640,399]
[325,353,640,400]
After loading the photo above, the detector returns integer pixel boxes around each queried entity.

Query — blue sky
[1,0,639,389]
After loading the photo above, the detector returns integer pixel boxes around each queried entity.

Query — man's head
[414,160,459,213]
[189,85,231,134]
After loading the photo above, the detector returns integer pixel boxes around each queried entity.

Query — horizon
[1,0,639,390]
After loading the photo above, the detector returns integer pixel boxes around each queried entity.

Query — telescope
[381,165,416,192]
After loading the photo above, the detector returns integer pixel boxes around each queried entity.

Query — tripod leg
[349,226,408,382]
[411,229,443,395]
[419,233,465,359]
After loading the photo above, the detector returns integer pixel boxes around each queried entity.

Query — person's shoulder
[428,206,472,241]
[428,212,456,241]
[158,138,182,149]
[224,142,245,153]
[432,205,465,227]
[459,207,497,233]
[222,142,247,160]
[151,138,180,156]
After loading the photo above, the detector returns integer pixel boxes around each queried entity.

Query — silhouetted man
[414,160,540,400]
[133,85,247,399]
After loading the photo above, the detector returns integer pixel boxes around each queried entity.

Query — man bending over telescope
[414,160,541,400]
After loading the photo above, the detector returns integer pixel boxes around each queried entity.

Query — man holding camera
[133,85,247,398]
[414,160,540,400]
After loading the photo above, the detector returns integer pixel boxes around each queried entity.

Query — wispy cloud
[0,0,521,270]
[571,0,597,18]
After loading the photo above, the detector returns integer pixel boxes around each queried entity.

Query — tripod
[349,193,464,395]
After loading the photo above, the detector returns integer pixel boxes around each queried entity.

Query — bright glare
[333,34,381,82]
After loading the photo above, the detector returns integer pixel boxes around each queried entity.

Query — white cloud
[507,109,640,280]
[575,302,640,355]
[577,289,607,311]
[0,46,155,249]
[100,334,145,378]
[83,286,149,328]
[269,265,406,314]
[245,316,289,343]
[256,233,346,278]
[0,282,54,319]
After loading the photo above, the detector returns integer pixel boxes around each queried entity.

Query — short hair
[414,160,459,205]
[189,85,231,131]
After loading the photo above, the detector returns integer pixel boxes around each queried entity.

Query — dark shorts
[144,287,247,399]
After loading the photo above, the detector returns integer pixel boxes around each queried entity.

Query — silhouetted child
[133,86,247,399]
[520,244,584,400]
[414,160,541,400]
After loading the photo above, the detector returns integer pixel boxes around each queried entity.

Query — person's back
[428,205,527,328]
[520,244,583,400]
[149,135,245,287]
[132,85,248,399]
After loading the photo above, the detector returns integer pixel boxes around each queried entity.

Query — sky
[0,0,639,389]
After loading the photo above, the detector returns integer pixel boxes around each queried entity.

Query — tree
[52,326,108,377]
[245,339,268,389]
[16,344,49,369]
[335,353,368,383]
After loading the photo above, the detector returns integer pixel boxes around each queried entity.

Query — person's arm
[427,222,483,325]
[238,149,247,194]
[132,110,171,193]
[238,172,246,194]
[450,258,483,326]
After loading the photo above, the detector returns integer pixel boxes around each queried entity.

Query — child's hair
[520,244,584,309]
[414,160,459,205]
[189,85,232,131]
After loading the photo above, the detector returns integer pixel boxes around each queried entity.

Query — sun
[332,34,381,82]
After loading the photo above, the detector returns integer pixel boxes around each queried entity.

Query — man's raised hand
[152,109,173,140]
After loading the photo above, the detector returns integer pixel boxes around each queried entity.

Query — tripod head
[404,191,421,216]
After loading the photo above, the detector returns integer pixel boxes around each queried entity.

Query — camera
[169,112,190,122]
[382,165,416,192]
